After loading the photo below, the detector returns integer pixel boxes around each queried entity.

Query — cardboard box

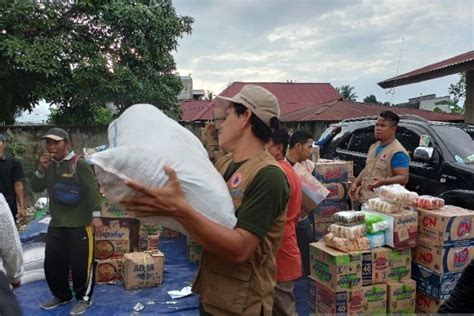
[366,210,418,249]
[323,182,349,200]
[96,259,123,284]
[411,262,461,300]
[310,241,362,291]
[413,236,473,273]
[417,206,474,246]
[314,159,353,183]
[308,275,317,311]
[122,251,164,289]
[315,200,350,223]
[312,278,387,315]
[95,239,130,260]
[387,280,416,314]
[361,247,389,286]
[95,218,140,259]
[100,200,131,218]
[387,248,411,281]
[416,292,445,314]
[293,163,329,213]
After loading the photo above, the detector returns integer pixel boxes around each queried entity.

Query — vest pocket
[201,262,252,314]
[374,160,388,170]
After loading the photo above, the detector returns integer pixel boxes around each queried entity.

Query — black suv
[319,115,474,208]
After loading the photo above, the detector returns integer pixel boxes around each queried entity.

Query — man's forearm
[378,174,408,187]
[14,181,25,209]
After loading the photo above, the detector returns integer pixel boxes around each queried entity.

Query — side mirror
[414,146,434,161]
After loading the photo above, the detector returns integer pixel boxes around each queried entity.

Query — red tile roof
[179,100,212,122]
[196,82,342,121]
[282,100,464,122]
[378,50,474,88]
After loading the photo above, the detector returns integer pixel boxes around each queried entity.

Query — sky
[172,0,472,102]
[19,0,473,122]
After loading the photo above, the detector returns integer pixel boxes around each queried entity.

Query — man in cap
[0,133,26,224]
[31,127,102,315]
[266,128,302,316]
[122,85,290,315]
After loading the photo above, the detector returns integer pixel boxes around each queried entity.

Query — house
[396,94,451,112]
[183,81,463,137]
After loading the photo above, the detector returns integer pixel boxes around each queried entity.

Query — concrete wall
[0,125,108,205]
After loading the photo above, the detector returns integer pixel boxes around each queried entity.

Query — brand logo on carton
[134,264,155,273]
[315,262,331,282]
[395,286,415,299]
[337,274,360,288]
[416,295,431,309]
[397,216,417,225]
[97,231,126,239]
[374,257,387,269]
[324,167,344,181]
[423,216,437,227]
[454,248,470,268]
[457,218,471,239]
[441,278,459,293]
[419,252,433,264]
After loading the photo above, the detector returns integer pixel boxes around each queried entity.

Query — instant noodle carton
[411,261,461,300]
[315,200,350,223]
[96,258,123,284]
[293,163,330,213]
[323,182,349,200]
[361,247,389,286]
[310,241,362,291]
[100,199,131,218]
[387,279,417,314]
[416,292,445,314]
[417,205,474,246]
[122,251,164,289]
[413,236,474,273]
[95,218,140,259]
[314,159,353,183]
[387,247,412,282]
[311,278,387,315]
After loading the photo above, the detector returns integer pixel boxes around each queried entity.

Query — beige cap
[216,85,280,128]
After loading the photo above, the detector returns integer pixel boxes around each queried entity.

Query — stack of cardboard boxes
[96,200,167,289]
[313,159,353,240]
[308,241,416,315]
[413,205,474,313]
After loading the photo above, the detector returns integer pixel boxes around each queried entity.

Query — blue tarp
[16,222,311,315]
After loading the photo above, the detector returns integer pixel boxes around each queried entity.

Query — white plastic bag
[89,104,236,235]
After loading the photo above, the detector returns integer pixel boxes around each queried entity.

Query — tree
[434,73,466,114]
[0,1,193,125]
[205,90,214,101]
[363,95,381,104]
[336,85,358,101]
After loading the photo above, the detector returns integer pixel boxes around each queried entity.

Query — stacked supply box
[309,241,391,315]
[95,218,140,284]
[122,251,165,289]
[413,204,474,311]
[313,159,353,240]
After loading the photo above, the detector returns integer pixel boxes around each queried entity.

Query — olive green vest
[356,139,409,203]
[192,150,287,316]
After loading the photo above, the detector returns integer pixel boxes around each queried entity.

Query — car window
[340,127,375,153]
[396,127,420,158]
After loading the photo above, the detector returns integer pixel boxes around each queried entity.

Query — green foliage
[336,85,358,101]
[363,95,381,104]
[432,106,445,113]
[0,1,193,124]
[4,140,26,160]
[434,74,466,114]
[47,104,116,125]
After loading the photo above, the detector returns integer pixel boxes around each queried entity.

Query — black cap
[41,128,70,141]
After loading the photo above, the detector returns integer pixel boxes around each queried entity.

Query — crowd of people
[1,85,471,315]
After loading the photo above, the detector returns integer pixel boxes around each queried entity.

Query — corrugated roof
[196,82,341,121]
[282,100,464,122]
[378,50,474,88]
[179,100,212,122]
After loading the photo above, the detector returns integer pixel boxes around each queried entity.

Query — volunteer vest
[193,150,287,316]
[356,139,408,203]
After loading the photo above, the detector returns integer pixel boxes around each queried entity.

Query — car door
[335,126,376,177]
[397,125,442,195]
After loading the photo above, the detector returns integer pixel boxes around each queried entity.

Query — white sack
[89,104,236,235]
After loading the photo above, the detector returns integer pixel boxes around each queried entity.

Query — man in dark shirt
[0,133,26,224]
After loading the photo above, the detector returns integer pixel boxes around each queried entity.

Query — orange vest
[356,139,409,203]
[193,150,287,316]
